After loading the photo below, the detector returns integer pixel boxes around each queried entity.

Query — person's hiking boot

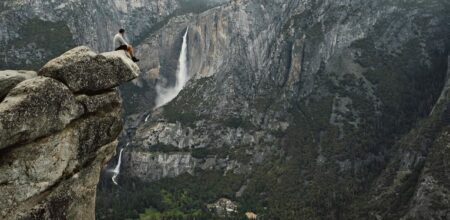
[132,57,140,62]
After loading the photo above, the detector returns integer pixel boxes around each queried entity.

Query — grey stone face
[0,76,83,150]
[123,150,197,182]
[10,141,118,220]
[0,115,120,216]
[39,46,139,93]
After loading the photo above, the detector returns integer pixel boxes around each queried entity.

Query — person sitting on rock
[114,28,140,62]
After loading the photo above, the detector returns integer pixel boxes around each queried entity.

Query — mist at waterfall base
[154,28,189,109]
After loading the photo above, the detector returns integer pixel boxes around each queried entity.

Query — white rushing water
[111,148,124,185]
[144,114,151,122]
[154,27,189,108]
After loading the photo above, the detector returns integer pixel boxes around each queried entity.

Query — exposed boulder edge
[0,76,83,150]
[0,46,139,219]
[38,46,139,93]
[0,70,37,101]
[99,50,140,78]
[76,90,122,114]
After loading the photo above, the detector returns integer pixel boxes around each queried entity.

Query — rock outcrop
[0,76,83,150]
[123,150,196,182]
[0,46,139,219]
[39,46,139,93]
[0,70,37,101]
[206,198,238,217]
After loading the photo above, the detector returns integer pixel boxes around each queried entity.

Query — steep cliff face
[0,46,139,219]
[101,0,450,219]
[360,56,450,219]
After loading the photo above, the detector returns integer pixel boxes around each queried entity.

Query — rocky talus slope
[0,46,139,219]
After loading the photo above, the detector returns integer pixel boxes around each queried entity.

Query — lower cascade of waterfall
[112,148,124,185]
[154,27,190,109]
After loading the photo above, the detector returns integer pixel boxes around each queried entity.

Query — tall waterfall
[155,27,189,108]
[111,148,124,185]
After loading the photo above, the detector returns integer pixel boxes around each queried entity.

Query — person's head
[119,29,125,35]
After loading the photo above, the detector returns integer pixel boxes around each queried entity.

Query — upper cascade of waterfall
[154,27,190,109]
